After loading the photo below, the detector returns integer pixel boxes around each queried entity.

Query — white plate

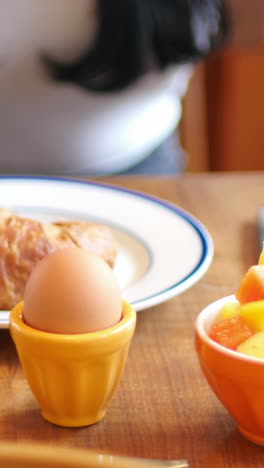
[0,176,214,328]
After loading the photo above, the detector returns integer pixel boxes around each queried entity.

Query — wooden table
[1,172,264,467]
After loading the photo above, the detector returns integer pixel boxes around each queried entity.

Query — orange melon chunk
[236,265,264,304]
[209,316,253,350]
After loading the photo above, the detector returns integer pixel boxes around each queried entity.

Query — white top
[0,0,192,175]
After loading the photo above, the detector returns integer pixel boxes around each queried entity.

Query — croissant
[0,209,117,310]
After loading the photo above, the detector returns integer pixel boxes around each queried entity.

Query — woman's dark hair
[47,0,229,92]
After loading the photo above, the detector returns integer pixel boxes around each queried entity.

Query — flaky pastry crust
[0,209,117,309]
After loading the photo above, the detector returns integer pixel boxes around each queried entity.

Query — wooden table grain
[1,172,264,467]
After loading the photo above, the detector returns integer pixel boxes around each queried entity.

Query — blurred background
[2,1,264,176]
[181,46,264,172]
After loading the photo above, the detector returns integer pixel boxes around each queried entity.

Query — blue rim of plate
[0,175,214,313]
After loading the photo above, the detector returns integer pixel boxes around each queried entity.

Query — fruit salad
[209,247,264,358]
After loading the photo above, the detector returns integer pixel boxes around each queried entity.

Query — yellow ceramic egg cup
[10,300,136,428]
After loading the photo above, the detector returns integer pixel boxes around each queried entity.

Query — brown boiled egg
[23,248,122,334]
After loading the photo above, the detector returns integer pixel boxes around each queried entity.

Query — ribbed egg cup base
[41,410,106,428]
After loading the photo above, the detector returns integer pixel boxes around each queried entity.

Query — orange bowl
[195,295,264,445]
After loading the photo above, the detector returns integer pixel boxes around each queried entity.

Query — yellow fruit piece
[259,245,264,265]
[239,300,264,332]
[215,302,240,322]
[237,330,264,358]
